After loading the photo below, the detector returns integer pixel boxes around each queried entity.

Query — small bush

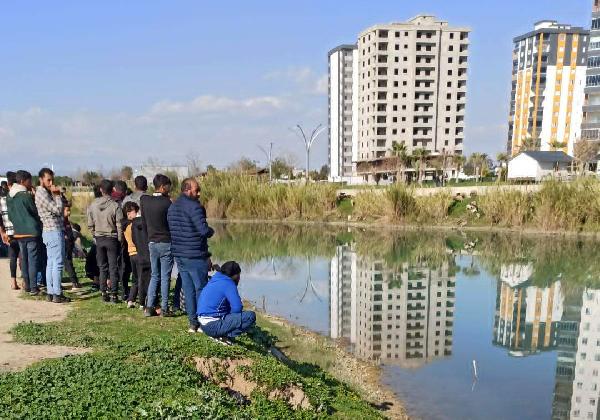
[479,189,532,227]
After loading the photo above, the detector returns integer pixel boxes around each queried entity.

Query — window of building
[448,70,453,76]
[588,56,600,68]
[448,57,453,63]
[449,45,454,51]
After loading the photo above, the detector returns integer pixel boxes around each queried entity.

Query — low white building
[507,151,573,182]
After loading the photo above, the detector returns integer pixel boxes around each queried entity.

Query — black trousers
[64,239,78,282]
[129,255,150,305]
[119,249,132,299]
[95,237,120,294]
[8,239,20,279]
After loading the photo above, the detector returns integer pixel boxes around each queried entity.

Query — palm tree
[468,153,489,183]
[548,139,568,151]
[390,141,410,183]
[412,148,430,184]
[496,152,509,182]
[518,134,540,153]
[454,155,466,184]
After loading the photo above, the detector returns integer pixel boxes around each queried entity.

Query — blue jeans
[175,257,209,328]
[42,230,65,296]
[147,242,173,309]
[200,311,256,338]
[18,238,39,292]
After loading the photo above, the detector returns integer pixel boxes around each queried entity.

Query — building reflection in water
[329,244,456,367]
[491,263,600,420]
[493,263,563,356]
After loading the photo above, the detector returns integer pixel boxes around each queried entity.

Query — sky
[0,1,593,175]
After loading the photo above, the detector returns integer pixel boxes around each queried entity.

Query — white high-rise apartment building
[328,15,470,184]
[582,1,600,142]
[328,46,359,183]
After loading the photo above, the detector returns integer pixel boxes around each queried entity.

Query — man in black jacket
[140,174,174,317]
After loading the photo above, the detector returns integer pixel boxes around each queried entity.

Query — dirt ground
[0,259,87,372]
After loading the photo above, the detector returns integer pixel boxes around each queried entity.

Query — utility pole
[292,124,325,182]
[258,142,274,182]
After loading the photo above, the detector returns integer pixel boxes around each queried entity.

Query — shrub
[385,184,417,222]
[479,189,532,227]
[415,192,453,224]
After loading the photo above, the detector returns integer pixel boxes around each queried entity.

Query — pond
[210,222,600,420]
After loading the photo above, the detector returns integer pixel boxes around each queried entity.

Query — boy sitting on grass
[197,261,256,344]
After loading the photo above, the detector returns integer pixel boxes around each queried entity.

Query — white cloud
[148,94,285,116]
[313,74,328,95]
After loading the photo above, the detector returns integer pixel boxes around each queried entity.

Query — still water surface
[211,223,600,420]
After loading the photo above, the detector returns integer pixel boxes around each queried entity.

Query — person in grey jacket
[122,176,149,208]
[87,179,123,303]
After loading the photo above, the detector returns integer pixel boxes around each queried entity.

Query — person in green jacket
[7,170,42,295]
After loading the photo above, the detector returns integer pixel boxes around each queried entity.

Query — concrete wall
[339,183,542,197]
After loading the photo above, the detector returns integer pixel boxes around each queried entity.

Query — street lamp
[258,142,274,182]
[292,124,325,182]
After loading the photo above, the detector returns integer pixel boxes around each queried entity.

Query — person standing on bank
[7,171,42,295]
[141,174,174,317]
[35,168,70,303]
[0,172,20,290]
[167,177,214,332]
[122,176,149,208]
[87,179,123,303]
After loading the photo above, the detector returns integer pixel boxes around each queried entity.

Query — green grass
[2,262,382,419]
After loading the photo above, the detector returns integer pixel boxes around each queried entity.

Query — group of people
[0,169,255,344]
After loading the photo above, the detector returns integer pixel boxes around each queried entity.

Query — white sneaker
[188,328,197,333]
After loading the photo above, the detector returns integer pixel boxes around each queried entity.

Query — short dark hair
[153,174,172,189]
[134,176,148,191]
[38,167,54,179]
[219,261,242,278]
[93,184,103,198]
[180,177,196,193]
[113,180,127,194]
[99,179,114,195]
[123,201,139,214]
[6,171,16,185]
[16,170,32,184]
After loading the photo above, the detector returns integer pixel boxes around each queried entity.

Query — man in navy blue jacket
[167,178,214,332]
[197,261,256,342]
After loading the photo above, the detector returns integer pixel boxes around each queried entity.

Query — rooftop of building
[514,20,588,42]
[328,44,357,57]
[513,150,574,163]
[359,14,470,38]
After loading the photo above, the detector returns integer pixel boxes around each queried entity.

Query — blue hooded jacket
[167,194,214,258]
[197,271,242,318]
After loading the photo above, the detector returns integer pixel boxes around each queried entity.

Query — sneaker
[187,327,198,333]
[109,295,119,304]
[46,293,53,302]
[71,282,83,290]
[144,308,158,317]
[29,289,40,296]
[101,292,110,303]
[53,294,71,304]
[160,310,175,318]
[209,336,233,346]
[127,301,136,309]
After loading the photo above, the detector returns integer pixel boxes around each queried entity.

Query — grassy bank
[0,263,385,419]
[197,173,600,232]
